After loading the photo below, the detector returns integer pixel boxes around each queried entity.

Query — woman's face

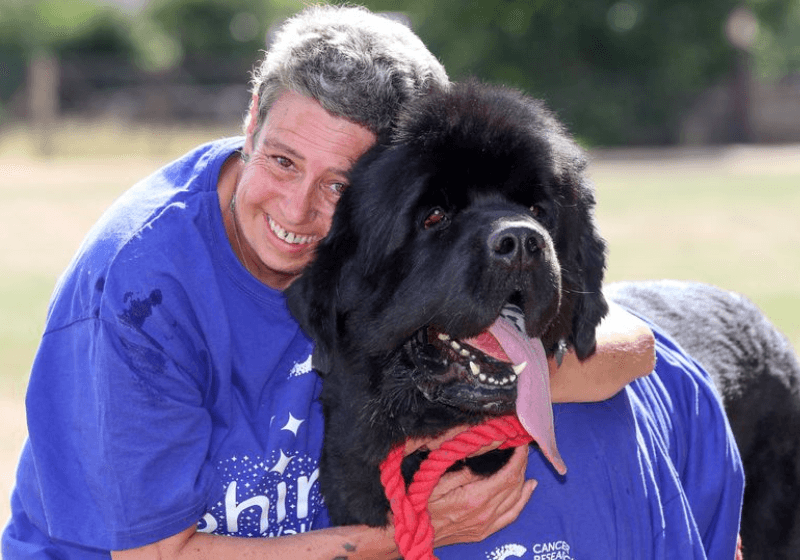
[226,90,376,290]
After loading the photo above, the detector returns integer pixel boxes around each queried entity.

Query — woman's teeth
[268,216,318,245]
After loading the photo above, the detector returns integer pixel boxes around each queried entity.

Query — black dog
[609,280,800,560]
[287,82,800,557]
[286,81,608,526]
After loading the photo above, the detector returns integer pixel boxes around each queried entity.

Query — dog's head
[286,81,608,417]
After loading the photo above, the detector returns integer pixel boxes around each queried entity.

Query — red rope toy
[378,415,533,560]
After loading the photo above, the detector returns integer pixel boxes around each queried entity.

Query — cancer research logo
[486,540,574,560]
[488,543,528,559]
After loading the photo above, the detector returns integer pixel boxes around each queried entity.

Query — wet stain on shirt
[120,289,163,329]
[118,289,169,397]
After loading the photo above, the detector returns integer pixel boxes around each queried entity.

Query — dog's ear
[568,190,609,359]
[542,135,609,360]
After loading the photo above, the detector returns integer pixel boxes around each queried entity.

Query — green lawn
[591,146,800,352]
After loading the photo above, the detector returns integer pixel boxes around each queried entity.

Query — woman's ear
[243,93,260,156]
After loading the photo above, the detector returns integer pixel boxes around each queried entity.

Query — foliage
[362,0,799,145]
[750,0,800,78]
[0,0,798,144]
[0,0,133,54]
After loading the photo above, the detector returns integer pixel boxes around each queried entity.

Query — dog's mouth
[406,307,529,413]
[405,304,567,475]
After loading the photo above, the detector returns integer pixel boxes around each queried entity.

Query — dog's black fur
[609,280,800,560]
[286,81,609,526]
[287,80,800,557]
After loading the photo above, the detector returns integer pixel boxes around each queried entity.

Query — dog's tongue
[465,312,567,475]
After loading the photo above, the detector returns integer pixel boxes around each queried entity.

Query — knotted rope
[379,415,533,560]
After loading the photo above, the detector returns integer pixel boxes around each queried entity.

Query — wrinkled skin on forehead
[286,81,608,526]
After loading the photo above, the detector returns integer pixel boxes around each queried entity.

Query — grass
[0,122,798,525]
[590,146,800,350]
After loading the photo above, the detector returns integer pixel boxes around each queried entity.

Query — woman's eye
[423,207,449,229]
[274,155,293,168]
[329,182,347,196]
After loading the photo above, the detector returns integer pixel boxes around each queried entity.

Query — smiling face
[220,90,377,290]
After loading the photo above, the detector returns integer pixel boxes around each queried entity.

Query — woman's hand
[404,426,536,547]
[427,445,536,546]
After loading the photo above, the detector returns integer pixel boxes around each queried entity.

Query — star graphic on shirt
[289,354,314,377]
[271,450,295,475]
[281,413,305,436]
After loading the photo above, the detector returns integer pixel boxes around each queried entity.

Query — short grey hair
[246,4,450,140]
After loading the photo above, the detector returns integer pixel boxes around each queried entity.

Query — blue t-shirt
[434,327,744,560]
[3,139,743,559]
[3,139,330,557]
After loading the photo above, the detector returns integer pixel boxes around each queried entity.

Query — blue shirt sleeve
[640,328,745,559]
[23,272,217,550]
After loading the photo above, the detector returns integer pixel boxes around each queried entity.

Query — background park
[1,0,799,525]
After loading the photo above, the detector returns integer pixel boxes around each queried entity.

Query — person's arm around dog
[113,447,535,560]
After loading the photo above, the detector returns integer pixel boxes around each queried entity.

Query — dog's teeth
[450,341,461,351]
[479,373,487,382]
[512,362,527,375]
[470,361,480,376]
[510,373,517,382]
[438,333,450,341]
[459,349,471,358]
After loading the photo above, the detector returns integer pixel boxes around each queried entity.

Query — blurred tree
[142,0,296,80]
[1,0,798,143]
[0,0,134,54]
[362,0,798,145]
[0,0,135,116]
[750,0,800,78]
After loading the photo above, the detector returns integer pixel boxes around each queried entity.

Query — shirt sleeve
[648,329,745,560]
[24,272,216,551]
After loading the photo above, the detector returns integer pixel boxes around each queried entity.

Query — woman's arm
[549,301,655,403]
[113,446,534,560]
[113,523,397,560]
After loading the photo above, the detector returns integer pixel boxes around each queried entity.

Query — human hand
[425,444,536,546]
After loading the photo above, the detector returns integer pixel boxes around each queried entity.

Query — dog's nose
[488,220,547,267]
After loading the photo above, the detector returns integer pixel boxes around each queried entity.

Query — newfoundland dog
[286,80,607,527]
[286,81,800,560]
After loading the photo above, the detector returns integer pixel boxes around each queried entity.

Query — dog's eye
[530,204,545,218]
[423,208,449,229]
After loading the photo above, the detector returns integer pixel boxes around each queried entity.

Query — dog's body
[286,81,800,558]
[286,81,608,526]
[609,280,800,560]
